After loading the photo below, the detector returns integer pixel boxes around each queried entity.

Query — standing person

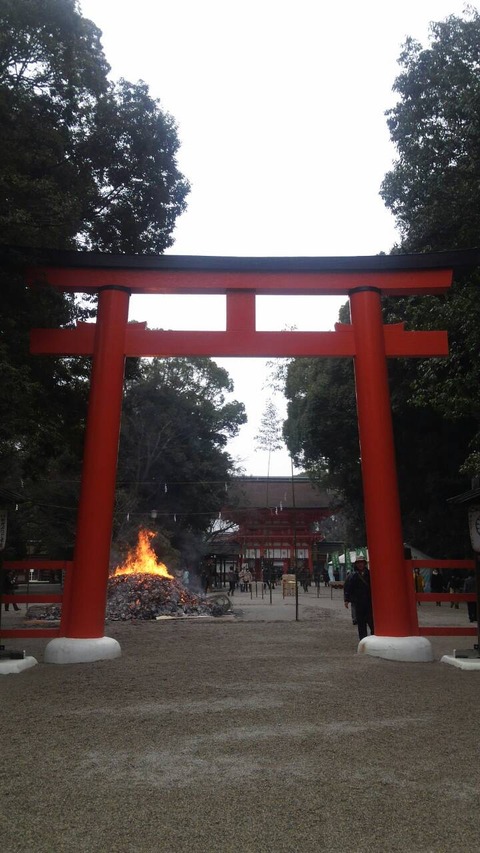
[299,567,309,592]
[1,571,20,611]
[413,568,425,605]
[238,567,246,592]
[463,574,477,623]
[448,572,461,609]
[343,570,357,625]
[182,568,190,588]
[243,567,252,593]
[201,565,212,594]
[344,558,374,641]
[227,568,236,596]
[430,569,444,606]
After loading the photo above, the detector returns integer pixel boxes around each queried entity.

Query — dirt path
[1,590,479,852]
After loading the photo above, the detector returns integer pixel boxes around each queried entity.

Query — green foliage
[115,358,246,553]
[284,8,480,555]
[381,9,480,252]
[0,0,109,247]
[379,8,480,480]
[0,0,189,251]
[79,79,189,253]
[0,0,197,560]
[254,399,283,454]
[283,355,365,543]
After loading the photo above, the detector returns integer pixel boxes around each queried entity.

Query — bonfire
[106,529,219,620]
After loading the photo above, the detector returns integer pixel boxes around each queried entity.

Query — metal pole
[291,460,299,621]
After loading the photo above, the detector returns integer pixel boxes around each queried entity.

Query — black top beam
[5,245,480,275]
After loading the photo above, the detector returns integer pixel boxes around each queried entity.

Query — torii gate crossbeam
[26,249,465,664]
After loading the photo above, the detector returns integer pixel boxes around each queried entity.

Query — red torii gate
[28,250,458,663]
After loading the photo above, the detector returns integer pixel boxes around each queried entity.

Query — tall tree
[0,0,191,556]
[255,400,283,475]
[0,2,189,252]
[379,8,480,476]
[380,9,480,253]
[284,10,480,556]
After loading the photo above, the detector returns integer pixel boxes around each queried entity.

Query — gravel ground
[1,589,479,853]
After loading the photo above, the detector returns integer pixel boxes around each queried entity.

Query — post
[476,554,480,653]
[66,286,130,639]
[349,287,415,638]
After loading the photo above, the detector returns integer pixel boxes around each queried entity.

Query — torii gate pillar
[350,287,431,660]
[45,285,130,663]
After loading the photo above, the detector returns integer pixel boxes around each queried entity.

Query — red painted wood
[1,594,62,604]
[419,627,478,636]
[31,325,448,359]
[226,291,256,331]
[26,256,456,645]
[29,265,453,295]
[406,559,475,570]
[66,286,130,638]
[415,593,476,602]
[0,629,60,639]
[350,288,415,637]
[5,560,73,571]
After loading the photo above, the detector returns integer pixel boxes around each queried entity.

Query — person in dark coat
[344,558,374,641]
[1,571,20,611]
[430,569,444,606]
[463,574,477,623]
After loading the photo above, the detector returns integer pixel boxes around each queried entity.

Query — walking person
[344,557,374,641]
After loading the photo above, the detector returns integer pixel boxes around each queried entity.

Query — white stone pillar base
[358,635,434,662]
[45,636,121,664]
[441,654,480,670]
[0,655,38,675]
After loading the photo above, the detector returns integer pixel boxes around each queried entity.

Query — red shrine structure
[25,248,471,663]
[210,476,335,581]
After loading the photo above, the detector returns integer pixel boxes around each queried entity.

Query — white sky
[80,0,475,475]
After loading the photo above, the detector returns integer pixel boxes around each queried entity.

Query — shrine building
[204,475,340,581]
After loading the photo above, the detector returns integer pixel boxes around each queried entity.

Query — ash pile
[105,573,231,620]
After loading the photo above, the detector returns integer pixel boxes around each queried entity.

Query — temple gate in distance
[27,249,461,663]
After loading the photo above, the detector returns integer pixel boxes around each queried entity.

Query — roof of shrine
[226,476,334,511]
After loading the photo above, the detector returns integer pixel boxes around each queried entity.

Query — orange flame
[112,528,173,578]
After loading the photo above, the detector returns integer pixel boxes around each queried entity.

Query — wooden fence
[0,560,73,639]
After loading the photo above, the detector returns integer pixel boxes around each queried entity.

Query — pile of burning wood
[105,572,218,621]
[105,528,227,621]
[22,530,230,623]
